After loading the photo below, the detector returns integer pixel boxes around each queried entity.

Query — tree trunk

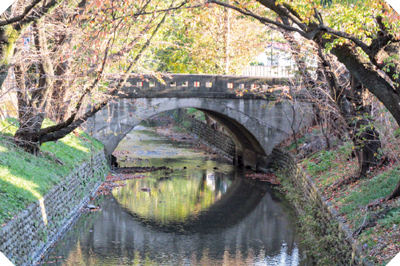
[12,20,54,154]
[355,122,381,176]
[387,181,400,200]
[224,4,231,74]
[0,0,64,88]
[330,43,400,127]
[14,116,44,155]
[47,9,72,122]
[49,62,68,122]
[13,62,44,154]
[348,75,381,177]
[318,44,381,177]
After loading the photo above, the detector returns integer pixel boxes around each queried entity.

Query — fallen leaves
[96,173,146,196]
[245,173,281,186]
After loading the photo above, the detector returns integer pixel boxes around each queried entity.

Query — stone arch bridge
[83,74,313,169]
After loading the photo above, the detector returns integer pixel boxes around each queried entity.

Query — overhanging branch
[210,0,371,55]
[38,9,169,142]
[0,0,44,26]
[208,0,311,39]
[14,0,64,32]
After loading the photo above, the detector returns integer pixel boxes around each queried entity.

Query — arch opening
[84,97,311,170]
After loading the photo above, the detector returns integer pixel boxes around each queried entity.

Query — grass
[296,139,400,265]
[0,118,104,225]
[285,135,307,151]
[185,108,206,121]
[338,168,400,218]
[301,141,356,187]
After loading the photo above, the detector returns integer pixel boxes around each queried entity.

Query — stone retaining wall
[271,148,371,266]
[174,109,236,160]
[0,151,108,266]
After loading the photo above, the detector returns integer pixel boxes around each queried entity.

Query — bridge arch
[84,96,312,169]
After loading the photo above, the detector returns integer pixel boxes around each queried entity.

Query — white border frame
[0,252,14,266]
[0,0,399,266]
[0,0,14,16]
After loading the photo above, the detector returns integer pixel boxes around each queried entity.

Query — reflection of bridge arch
[63,182,301,265]
[85,97,311,169]
[116,173,269,233]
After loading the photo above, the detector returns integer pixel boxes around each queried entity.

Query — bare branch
[14,0,65,32]
[38,8,169,141]
[210,0,371,55]
[114,1,195,19]
[0,0,44,26]
[38,37,113,136]
[208,0,311,39]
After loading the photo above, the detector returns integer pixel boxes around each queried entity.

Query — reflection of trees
[112,172,275,234]
[193,173,207,212]
[62,242,92,266]
[43,180,302,266]
[60,244,282,266]
[62,243,158,266]
[112,173,231,225]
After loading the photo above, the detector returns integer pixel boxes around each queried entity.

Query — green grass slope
[0,118,104,225]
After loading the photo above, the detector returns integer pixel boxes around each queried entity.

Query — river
[40,118,304,266]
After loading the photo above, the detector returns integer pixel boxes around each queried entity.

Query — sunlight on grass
[0,168,42,199]
[0,167,49,225]
[0,118,104,224]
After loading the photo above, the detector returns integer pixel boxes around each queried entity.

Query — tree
[0,0,65,88]
[208,0,399,195]
[143,2,268,75]
[208,0,400,124]
[5,0,187,154]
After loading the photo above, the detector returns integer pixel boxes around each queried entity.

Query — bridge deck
[116,74,292,99]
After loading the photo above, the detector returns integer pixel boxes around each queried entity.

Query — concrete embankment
[0,151,108,266]
[171,109,236,160]
[271,148,372,266]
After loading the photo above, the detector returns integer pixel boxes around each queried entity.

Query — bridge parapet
[116,74,290,99]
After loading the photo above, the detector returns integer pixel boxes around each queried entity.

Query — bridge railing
[242,66,295,78]
[118,74,293,98]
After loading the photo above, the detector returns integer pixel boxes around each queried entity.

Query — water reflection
[41,169,302,266]
[40,119,304,265]
[113,170,233,227]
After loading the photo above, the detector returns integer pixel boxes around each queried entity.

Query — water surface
[40,120,304,266]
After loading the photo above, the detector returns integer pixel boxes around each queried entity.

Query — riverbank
[281,133,400,265]
[0,118,104,225]
[0,118,107,265]
[153,117,225,157]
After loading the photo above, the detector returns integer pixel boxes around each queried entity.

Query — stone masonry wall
[174,109,236,160]
[270,148,371,266]
[0,151,108,266]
